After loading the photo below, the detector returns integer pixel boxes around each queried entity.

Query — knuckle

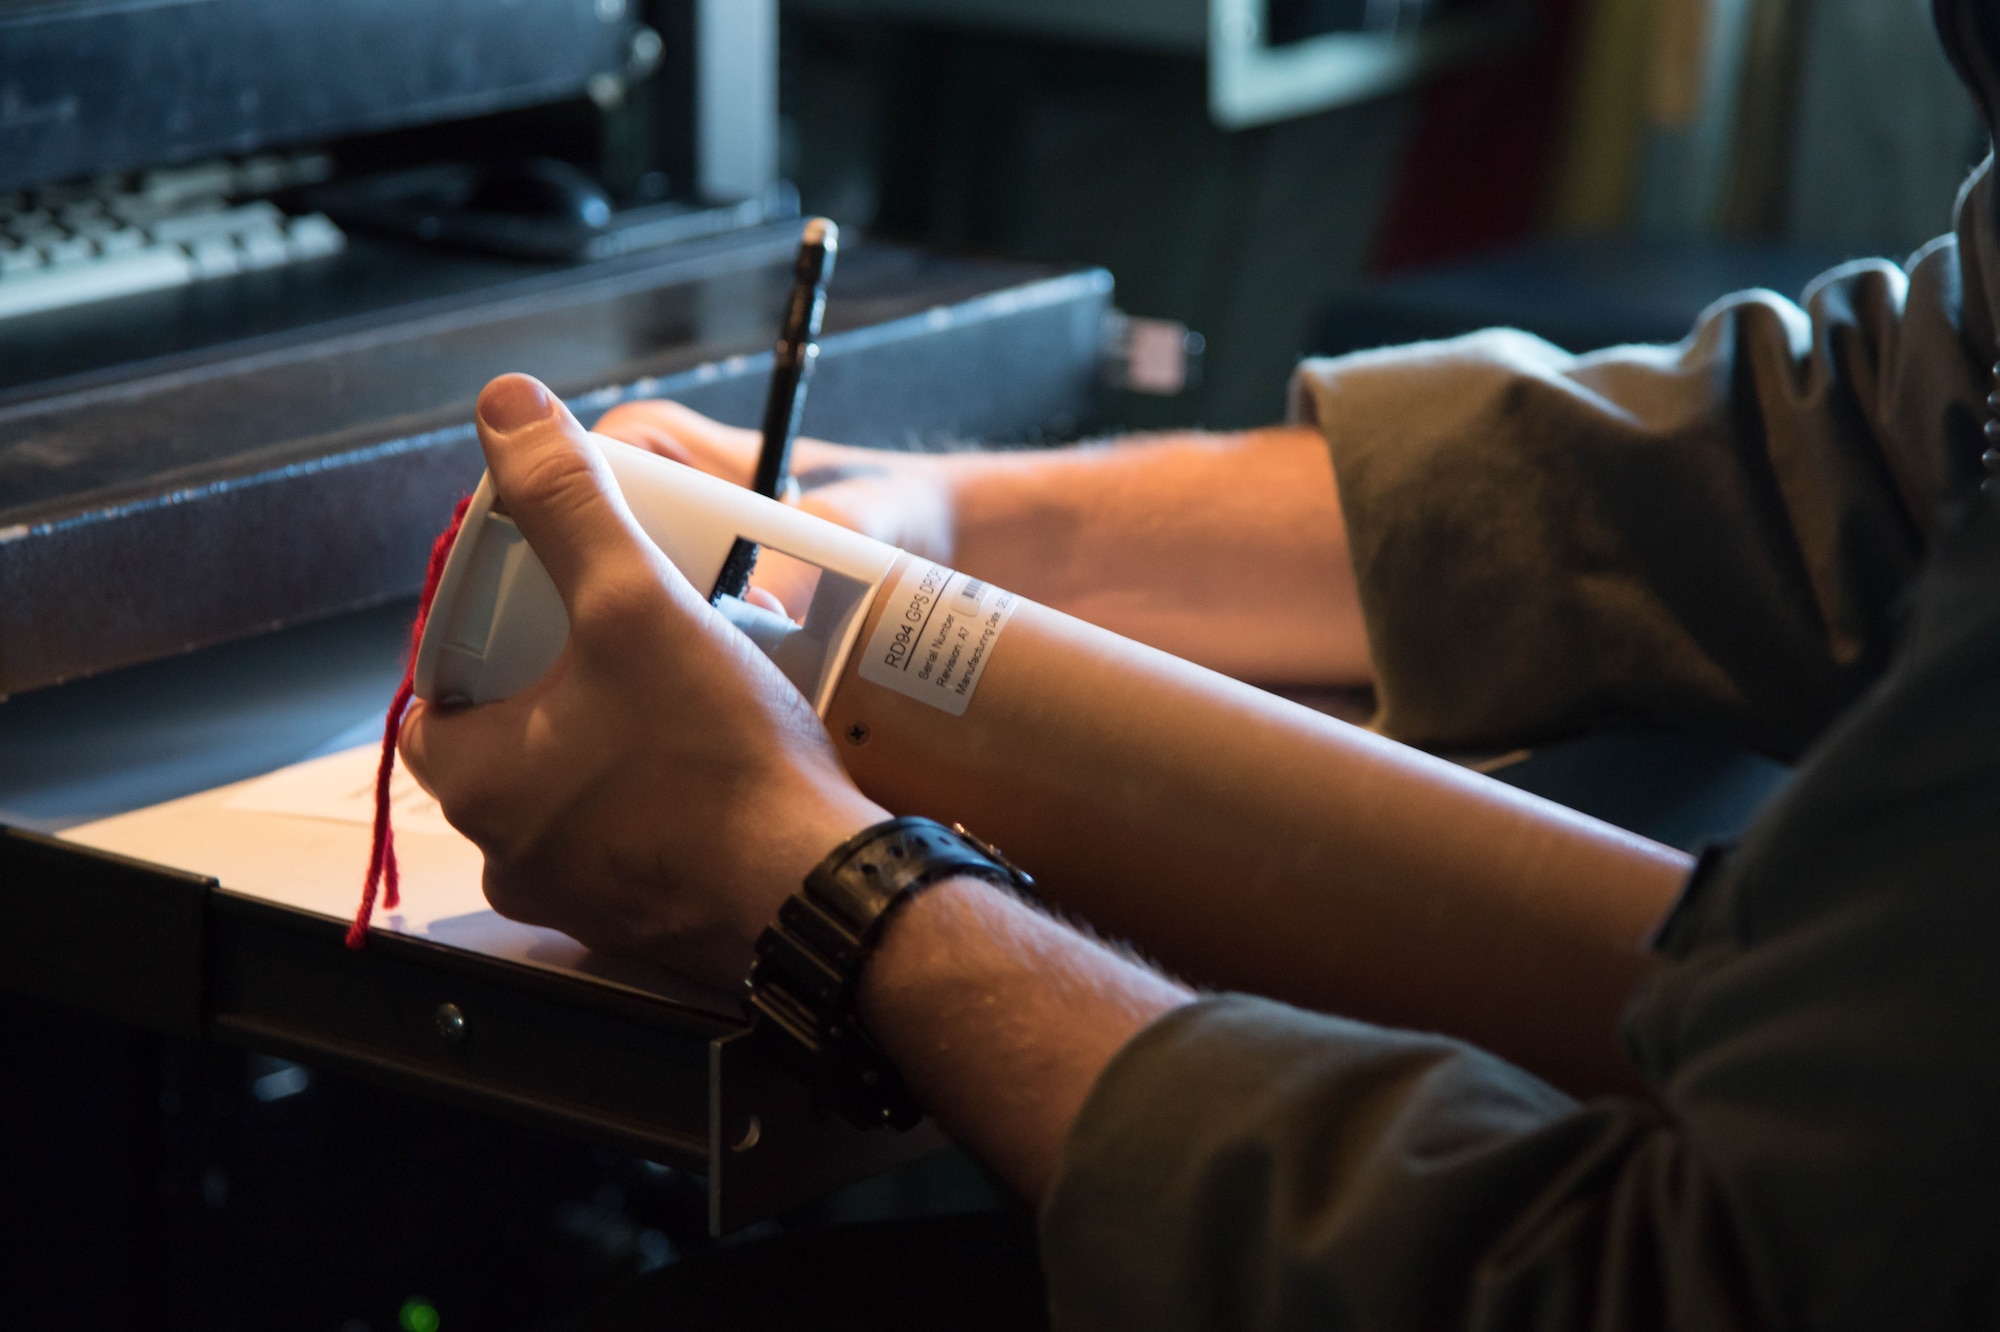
[426,763,528,854]
[508,444,602,515]
[573,565,667,630]
[574,549,699,637]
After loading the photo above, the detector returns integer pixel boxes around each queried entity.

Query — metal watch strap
[744,816,1034,1130]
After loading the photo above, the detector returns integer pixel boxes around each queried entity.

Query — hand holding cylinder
[413,372,1691,1099]
[398,374,888,992]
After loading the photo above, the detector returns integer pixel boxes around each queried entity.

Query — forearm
[592,399,1369,685]
[830,587,1691,1099]
[937,427,1371,685]
[856,877,1192,1203]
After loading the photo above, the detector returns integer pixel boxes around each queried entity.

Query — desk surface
[0,598,413,832]
[2,589,736,1011]
[62,740,740,1018]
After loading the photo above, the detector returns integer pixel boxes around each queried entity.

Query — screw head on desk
[845,722,870,746]
[434,1002,469,1042]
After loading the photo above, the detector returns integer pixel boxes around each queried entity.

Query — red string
[346,494,474,950]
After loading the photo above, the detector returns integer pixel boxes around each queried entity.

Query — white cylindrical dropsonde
[416,434,1688,1097]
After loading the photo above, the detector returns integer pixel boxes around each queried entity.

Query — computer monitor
[0,0,773,201]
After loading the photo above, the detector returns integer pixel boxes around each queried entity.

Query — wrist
[941,446,1097,605]
[919,447,1044,572]
[851,874,1194,1202]
[852,874,1007,1030]
[742,817,1035,1129]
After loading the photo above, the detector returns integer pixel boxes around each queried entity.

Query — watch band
[744,816,1035,1130]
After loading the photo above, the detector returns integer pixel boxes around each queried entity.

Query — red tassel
[347,495,474,950]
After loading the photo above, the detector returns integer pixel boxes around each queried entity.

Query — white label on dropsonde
[857,559,1018,716]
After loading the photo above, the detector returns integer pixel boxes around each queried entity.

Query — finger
[592,399,759,484]
[596,416,700,466]
[398,698,443,796]
[398,694,535,841]
[400,689,588,856]
[475,374,682,615]
[399,695,529,808]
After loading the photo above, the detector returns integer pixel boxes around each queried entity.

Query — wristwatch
[744,816,1035,1130]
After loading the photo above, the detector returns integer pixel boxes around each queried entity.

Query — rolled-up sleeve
[1039,186,2000,1318]
[1289,170,1991,761]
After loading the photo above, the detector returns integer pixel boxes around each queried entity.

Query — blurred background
[776,0,1984,429]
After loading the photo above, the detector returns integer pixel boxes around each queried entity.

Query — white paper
[223,744,456,836]
[63,743,737,1015]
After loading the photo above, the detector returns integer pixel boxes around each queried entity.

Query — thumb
[474,374,668,613]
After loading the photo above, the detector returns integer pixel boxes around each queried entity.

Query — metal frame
[0,825,945,1235]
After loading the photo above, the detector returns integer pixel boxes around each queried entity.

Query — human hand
[400,374,889,990]
[592,398,960,579]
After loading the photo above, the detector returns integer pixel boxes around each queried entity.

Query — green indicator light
[399,1298,441,1332]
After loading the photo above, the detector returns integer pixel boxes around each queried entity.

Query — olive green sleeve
[1288,170,1991,760]
[1039,479,2000,1329]
[1037,995,1699,1331]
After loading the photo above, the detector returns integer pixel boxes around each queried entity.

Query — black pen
[710,218,838,602]
[752,216,838,500]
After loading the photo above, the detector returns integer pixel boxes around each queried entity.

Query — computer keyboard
[0,157,347,322]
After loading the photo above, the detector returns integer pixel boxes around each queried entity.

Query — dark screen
[0,0,637,192]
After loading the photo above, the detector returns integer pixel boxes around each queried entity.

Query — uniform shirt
[1040,64,2000,1332]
